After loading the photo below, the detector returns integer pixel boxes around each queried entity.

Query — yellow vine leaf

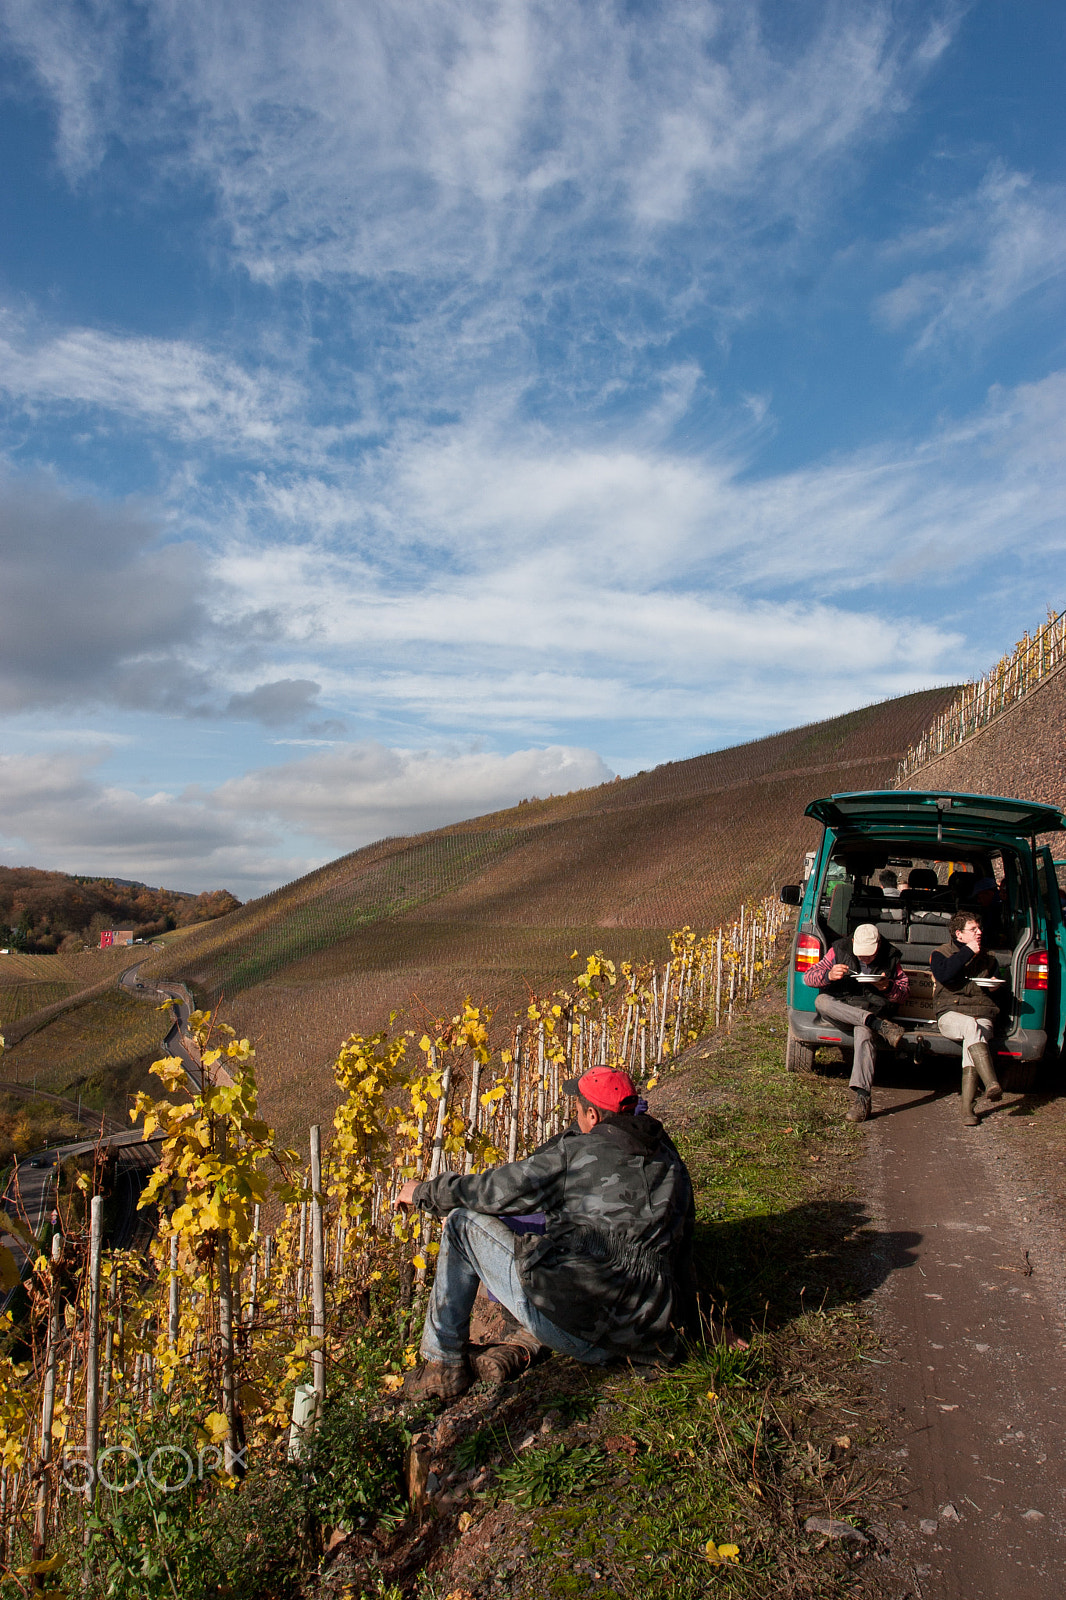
[200,1412,230,1445]
[705,1542,740,1565]
[15,1554,65,1576]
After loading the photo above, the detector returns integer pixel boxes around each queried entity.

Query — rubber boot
[960,1066,980,1126]
[969,1041,1002,1102]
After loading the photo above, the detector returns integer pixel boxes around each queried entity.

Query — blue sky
[0,0,1064,897]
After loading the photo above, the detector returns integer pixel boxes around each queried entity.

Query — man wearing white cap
[803,923,909,1122]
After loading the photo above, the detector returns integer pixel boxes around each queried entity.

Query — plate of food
[972,976,1005,988]
[852,973,883,983]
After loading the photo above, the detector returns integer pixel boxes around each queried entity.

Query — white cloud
[0,477,210,714]
[0,475,350,728]
[0,309,302,452]
[0,0,122,177]
[213,740,613,846]
[0,749,295,897]
[877,165,1066,349]
[6,359,1065,752]
[0,740,613,896]
[230,364,1066,647]
[2,1,953,303]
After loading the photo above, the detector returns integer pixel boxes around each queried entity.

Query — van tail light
[796,933,822,972]
[1025,950,1048,991]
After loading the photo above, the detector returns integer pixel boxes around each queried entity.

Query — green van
[780,791,1066,1087]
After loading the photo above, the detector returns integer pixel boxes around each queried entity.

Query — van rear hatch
[806,791,1065,843]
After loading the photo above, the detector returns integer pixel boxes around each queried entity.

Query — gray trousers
[814,994,880,1091]
[938,1011,993,1069]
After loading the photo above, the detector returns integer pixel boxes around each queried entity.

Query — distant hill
[0,868,240,954]
[133,685,957,1143]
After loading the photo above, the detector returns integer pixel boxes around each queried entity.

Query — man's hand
[873,974,889,991]
[394,1179,419,1209]
[828,963,849,981]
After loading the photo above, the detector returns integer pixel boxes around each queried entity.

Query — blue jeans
[420,1208,612,1367]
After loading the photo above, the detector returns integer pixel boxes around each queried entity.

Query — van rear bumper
[787,1008,1046,1062]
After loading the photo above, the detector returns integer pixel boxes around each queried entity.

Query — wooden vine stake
[507,1025,522,1163]
[33,1233,63,1563]
[84,1195,104,1511]
[168,1234,180,1350]
[217,1230,239,1475]
[309,1125,327,1410]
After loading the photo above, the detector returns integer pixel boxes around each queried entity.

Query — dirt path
[864,1076,1066,1597]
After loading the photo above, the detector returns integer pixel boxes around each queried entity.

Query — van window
[990,850,1029,947]
[1035,851,1064,927]
[818,861,855,937]
[815,844,1033,955]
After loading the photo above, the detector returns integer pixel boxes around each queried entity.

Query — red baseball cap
[561,1067,639,1113]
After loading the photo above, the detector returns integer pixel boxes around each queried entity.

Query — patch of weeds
[503,986,887,1599]
[493,1442,606,1508]
[553,1390,599,1423]
[77,1409,308,1600]
[454,1423,500,1471]
[303,1391,410,1532]
[334,1271,424,1390]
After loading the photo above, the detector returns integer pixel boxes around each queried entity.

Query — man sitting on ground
[803,922,909,1123]
[394,1066,695,1400]
[931,911,1003,1125]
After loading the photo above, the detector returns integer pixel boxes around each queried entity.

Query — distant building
[99,930,135,948]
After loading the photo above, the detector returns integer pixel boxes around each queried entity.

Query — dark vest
[931,938,999,1020]
[825,933,902,999]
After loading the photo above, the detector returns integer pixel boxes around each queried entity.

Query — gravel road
[865,1076,1066,1597]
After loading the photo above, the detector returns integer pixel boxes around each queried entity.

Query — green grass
[151,828,530,998]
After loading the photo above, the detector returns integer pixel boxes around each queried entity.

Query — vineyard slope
[125,686,953,1141]
[4,687,956,1143]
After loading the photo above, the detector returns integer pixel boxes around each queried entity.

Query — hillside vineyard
[136,687,956,1145]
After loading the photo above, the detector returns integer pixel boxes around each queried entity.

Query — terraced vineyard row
[144,827,529,999]
[0,984,77,1030]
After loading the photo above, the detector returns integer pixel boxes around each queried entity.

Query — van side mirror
[780,885,802,905]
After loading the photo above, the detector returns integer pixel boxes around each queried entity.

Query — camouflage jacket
[413,1113,695,1355]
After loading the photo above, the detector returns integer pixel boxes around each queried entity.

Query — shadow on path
[693,1198,922,1334]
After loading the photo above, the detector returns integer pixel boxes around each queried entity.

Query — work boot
[969,1042,1002,1102]
[402,1359,472,1401]
[960,1066,980,1126]
[871,1015,906,1050]
[845,1089,871,1123]
[470,1326,545,1386]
